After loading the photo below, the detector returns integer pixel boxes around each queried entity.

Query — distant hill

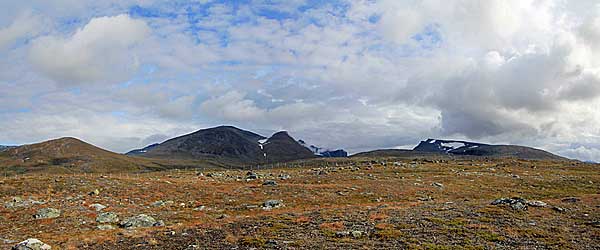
[0,137,172,173]
[297,140,348,158]
[351,149,443,158]
[413,139,566,160]
[0,145,16,152]
[352,139,567,161]
[128,126,317,165]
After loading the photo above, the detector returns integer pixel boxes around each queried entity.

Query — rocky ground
[1,158,599,249]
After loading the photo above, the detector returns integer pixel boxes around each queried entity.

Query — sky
[1,0,600,161]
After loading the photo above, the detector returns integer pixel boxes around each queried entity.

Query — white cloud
[28,14,150,85]
[0,11,44,50]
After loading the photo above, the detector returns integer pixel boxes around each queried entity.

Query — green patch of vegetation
[476,231,505,242]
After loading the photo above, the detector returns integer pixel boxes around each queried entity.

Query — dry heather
[0,158,598,249]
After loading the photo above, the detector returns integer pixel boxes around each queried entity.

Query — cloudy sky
[1,0,600,161]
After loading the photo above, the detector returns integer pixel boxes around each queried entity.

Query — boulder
[34,208,60,219]
[12,238,51,250]
[96,212,119,224]
[120,214,163,228]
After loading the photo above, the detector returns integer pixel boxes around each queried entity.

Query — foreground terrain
[1,158,598,249]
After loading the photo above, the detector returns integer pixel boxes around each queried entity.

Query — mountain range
[126,126,316,165]
[0,126,571,173]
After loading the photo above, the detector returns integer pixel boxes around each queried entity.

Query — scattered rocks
[12,238,51,250]
[491,197,528,211]
[120,214,163,228]
[262,180,278,186]
[262,200,283,210]
[33,208,60,219]
[89,203,107,211]
[96,212,119,224]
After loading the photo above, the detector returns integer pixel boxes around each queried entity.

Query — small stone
[526,200,547,207]
[335,231,350,237]
[263,180,278,186]
[89,189,100,196]
[193,205,206,211]
[97,224,115,230]
[561,197,580,203]
[351,231,363,238]
[34,208,60,219]
[553,206,566,212]
[262,200,283,210]
[246,171,258,180]
[89,203,107,211]
[279,174,290,180]
[96,212,119,224]
[12,238,51,250]
[432,182,444,188]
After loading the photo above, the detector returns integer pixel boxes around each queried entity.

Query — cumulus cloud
[2,0,600,161]
[0,11,44,50]
[29,14,150,85]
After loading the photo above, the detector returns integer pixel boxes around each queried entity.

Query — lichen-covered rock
[12,238,51,250]
[96,212,119,223]
[120,214,163,228]
[33,208,60,219]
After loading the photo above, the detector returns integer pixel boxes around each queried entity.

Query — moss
[476,231,505,242]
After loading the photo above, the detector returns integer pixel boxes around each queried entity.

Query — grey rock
[561,197,580,203]
[246,172,258,180]
[12,238,51,250]
[262,180,277,186]
[96,212,119,223]
[97,224,116,230]
[5,197,45,208]
[262,200,283,210]
[33,208,60,219]
[351,230,364,238]
[89,203,107,211]
[151,200,173,207]
[335,231,350,237]
[526,200,547,207]
[491,197,527,211]
[432,182,444,188]
[120,214,162,228]
[278,174,291,180]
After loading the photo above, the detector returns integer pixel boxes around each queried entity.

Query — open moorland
[1,157,598,249]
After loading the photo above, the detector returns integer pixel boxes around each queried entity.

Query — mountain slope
[413,139,566,160]
[262,131,316,163]
[0,137,168,173]
[132,126,317,165]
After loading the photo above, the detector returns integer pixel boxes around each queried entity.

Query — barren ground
[1,158,599,249]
